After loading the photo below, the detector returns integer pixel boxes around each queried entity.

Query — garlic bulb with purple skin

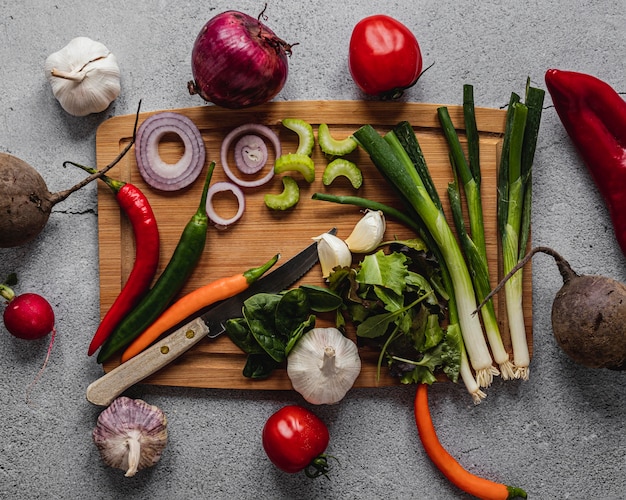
[92,397,168,477]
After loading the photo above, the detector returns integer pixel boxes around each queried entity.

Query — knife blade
[86,229,335,406]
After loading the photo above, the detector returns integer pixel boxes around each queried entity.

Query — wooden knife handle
[86,317,210,406]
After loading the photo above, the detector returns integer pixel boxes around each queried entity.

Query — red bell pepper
[545,69,626,256]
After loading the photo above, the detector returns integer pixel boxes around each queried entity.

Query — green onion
[437,85,515,380]
[353,124,497,391]
[497,81,545,380]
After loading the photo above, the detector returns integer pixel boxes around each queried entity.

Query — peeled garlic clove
[92,397,168,477]
[45,37,121,117]
[313,232,352,278]
[344,210,386,253]
[287,327,362,405]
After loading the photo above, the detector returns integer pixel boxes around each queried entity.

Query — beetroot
[483,246,626,370]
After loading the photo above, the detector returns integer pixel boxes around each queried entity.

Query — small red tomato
[348,14,423,98]
[262,405,331,478]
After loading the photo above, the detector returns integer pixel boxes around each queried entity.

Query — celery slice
[274,153,315,183]
[264,176,300,210]
[282,118,315,156]
[322,158,362,188]
[318,123,358,156]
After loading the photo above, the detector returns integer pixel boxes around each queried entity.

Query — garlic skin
[344,210,386,253]
[44,37,121,117]
[93,397,168,477]
[313,232,352,279]
[287,327,362,405]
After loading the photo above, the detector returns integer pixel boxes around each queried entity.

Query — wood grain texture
[94,100,532,390]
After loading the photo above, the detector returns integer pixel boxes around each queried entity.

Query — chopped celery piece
[322,158,363,188]
[274,153,315,183]
[264,176,300,210]
[318,123,358,156]
[282,118,315,156]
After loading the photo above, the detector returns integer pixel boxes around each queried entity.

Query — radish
[479,246,626,370]
[1,274,57,399]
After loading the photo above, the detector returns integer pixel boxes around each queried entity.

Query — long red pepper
[545,69,626,256]
[86,173,160,356]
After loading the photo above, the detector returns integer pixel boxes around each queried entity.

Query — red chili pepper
[414,384,527,500]
[87,173,160,356]
[545,69,626,256]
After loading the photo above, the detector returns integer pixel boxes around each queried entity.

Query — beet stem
[49,100,142,206]
[474,245,577,314]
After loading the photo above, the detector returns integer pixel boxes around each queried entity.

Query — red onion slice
[234,134,268,174]
[135,112,206,191]
[206,181,246,228]
[220,123,281,188]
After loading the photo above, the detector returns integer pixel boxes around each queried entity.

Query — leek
[497,82,545,380]
[353,124,497,389]
[438,86,515,380]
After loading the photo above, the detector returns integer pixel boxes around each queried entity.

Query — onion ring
[220,123,281,188]
[135,112,206,191]
[206,181,245,228]
[234,134,268,174]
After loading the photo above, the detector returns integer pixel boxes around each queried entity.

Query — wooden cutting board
[95,100,532,391]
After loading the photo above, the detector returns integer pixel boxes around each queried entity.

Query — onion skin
[188,10,291,109]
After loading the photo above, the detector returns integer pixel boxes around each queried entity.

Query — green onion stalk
[437,85,515,380]
[497,82,545,380]
[353,124,497,390]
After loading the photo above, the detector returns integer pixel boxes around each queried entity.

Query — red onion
[220,123,281,188]
[206,181,245,228]
[234,135,268,174]
[187,9,293,109]
[135,112,206,191]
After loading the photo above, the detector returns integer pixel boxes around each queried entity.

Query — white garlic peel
[287,327,362,405]
[45,37,121,116]
[92,397,168,477]
[314,232,352,278]
[344,210,386,253]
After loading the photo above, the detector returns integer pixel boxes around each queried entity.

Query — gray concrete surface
[1,1,625,498]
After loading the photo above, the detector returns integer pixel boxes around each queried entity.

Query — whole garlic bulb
[287,327,362,405]
[92,397,168,477]
[44,36,121,116]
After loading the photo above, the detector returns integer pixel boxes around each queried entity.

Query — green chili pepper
[97,162,215,363]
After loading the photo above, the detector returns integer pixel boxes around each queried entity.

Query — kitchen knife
[86,230,334,406]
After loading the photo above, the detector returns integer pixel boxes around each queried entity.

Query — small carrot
[120,254,279,362]
[414,383,527,500]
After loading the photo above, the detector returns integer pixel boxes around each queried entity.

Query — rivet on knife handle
[86,317,210,406]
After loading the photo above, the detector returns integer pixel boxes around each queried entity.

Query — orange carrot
[414,383,527,500]
[120,254,279,362]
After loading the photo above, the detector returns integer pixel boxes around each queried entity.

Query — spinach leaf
[243,293,285,362]
[225,317,263,354]
[299,284,343,312]
[275,288,310,338]
[243,353,280,379]
[285,314,316,356]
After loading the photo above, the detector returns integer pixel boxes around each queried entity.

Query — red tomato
[348,14,423,98]
[262,405,331,478]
